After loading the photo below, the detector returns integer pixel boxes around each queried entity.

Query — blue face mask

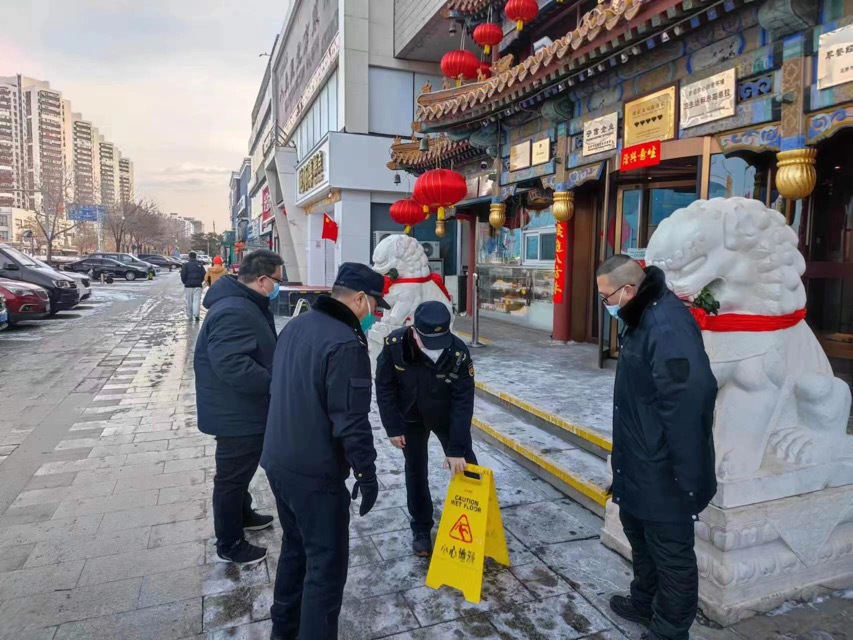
[267,281,280,300]
[605,303,621,318]
[360,296,375,333]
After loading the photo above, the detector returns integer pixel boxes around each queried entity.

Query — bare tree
[26,166,87,260]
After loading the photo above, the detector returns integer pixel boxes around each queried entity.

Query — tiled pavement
[0,275,848,640]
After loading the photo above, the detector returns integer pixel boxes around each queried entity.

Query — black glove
[351,475,379,516]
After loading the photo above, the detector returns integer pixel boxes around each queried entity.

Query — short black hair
[331,285,357,299]
[188,251,197,260]
[238,249,284,284]
[596,254,646,286]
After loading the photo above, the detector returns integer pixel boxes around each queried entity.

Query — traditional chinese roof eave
[387,137,484,174]
[416,0,717,129]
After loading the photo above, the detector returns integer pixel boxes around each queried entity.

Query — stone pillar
[334,189,372,268]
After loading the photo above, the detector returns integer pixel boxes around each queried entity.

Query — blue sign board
[67,204,106,222]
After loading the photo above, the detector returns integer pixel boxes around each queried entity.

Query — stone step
[473,394,611,516]
[475,380,612,461]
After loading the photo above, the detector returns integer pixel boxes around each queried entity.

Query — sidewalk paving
[0,278,849,639]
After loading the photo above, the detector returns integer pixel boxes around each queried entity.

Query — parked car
[139,254,180,271]
[196,254,212,266]
[0,294,7,331]
[0,279,51,324]
[87,252,156,277]
[30,257,91,301]
[0,244,79,313]
[67,257,149,281]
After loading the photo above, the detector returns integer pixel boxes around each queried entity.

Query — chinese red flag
[321,213,338,243]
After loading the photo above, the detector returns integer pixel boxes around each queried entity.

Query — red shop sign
[553,221,569,304]
[620,140,661,171]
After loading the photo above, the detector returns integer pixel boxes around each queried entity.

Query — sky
[0,0,284,232]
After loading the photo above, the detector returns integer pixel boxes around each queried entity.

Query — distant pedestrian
[596,254,717,640]
[262,262,387,640]
[194,249,284,565]
[204,256,227,288]
[375,300,476,557]
[180,251,206,321]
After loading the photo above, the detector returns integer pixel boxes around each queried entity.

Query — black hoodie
[193,275,278,436]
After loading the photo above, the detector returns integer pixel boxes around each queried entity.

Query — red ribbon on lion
[383,274,452,301]
[689,307,807,332]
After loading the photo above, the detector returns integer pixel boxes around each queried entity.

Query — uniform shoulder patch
[468,361,475,377]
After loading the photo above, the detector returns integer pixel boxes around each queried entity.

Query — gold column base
[553,191,575,223]
[775,148,817,201]
[489,202,506,229]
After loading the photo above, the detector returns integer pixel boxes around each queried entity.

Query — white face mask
[414,330,445,363]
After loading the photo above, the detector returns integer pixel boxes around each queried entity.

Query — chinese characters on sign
[297,150,325,196]
[620,141,662,171]
[261,186,272,221]
[553,221,568,304]
[624,86,676,146]
[582,112,618,156]
[680,69,736,128]
[509,140,531,171]
[817,25,853,90]
[532,138,551,165]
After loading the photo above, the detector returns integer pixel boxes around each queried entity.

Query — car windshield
[1,246,39,267]
[31,257,58,271]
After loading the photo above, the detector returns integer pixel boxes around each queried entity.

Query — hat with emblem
[334,263,390,309]
[413,301,453,350]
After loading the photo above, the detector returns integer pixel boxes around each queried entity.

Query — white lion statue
[646,197,851,481]
[368,234,453,364]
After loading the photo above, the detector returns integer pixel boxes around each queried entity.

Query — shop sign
[817,25,853,90]
[553,221,569,304]
[478,175,494,197]
[531,138,551,165]
[626,247,646,264]
[276,0,339,139]
[582,112,618,156]
[620,141,661,171]
[623,86,676,146]
[465,177,480,200]
[261,186,272,222]
[297,149,326,198]
[680,69,736,129]
[509,140,531,171]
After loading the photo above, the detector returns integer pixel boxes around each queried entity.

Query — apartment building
[118,157,134,203]
[98,138,118,205]
[0,76,27,210]
[70,114,98,205]
[20,77,67,198]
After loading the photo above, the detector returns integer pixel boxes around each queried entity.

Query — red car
[0,278,50,324]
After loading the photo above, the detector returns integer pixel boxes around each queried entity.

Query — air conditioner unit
[372,230,398,249]
[420,241,440,259]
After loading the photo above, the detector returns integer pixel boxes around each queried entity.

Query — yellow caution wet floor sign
[425,464,509,603]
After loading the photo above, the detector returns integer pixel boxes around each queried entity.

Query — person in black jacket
[194,249,283,565]
[180,251,207,321]
[262,262,386,640]
[375,301,476,557]
[597,254,717,640]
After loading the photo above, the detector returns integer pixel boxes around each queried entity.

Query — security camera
[480,160,489,170]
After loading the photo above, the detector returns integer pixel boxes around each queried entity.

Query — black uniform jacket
[261,295,377,485]
[180,259,206,288]
[194,275,277,437]
[611,266,718,523]
[375,327,475,458]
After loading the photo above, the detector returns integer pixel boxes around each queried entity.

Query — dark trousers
[619,509,698,640]
[266,468,350,640]
[213,434,264,551]
[403,423,477,534]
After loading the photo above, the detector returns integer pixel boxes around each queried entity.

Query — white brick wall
[394,0,445,57]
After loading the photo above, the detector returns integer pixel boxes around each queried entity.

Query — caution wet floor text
[425,464,509,603]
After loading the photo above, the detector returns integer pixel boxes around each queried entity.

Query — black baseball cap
[414,301,453,349]
[334,262,390,309]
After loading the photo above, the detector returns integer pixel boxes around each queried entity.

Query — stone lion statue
[368,234,453,364]
[646,197,851,481]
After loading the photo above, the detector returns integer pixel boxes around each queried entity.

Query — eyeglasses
[265,274,283,284]
[599,284,629,305]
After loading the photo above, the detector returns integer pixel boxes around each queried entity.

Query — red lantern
[412,169,468,221]
[473,22,503,55]
[440,50,479,86]
[479,62,493,79]
[389,199,425,233]
[505,0,538,31]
